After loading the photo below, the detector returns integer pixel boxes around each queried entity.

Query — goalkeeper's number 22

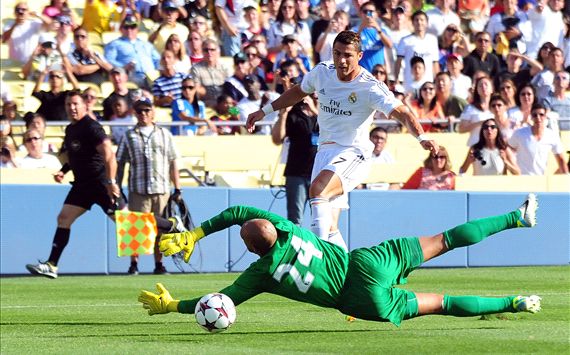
[272,235,323,293]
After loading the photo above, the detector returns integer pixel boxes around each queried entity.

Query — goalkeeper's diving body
[139,194,542,325]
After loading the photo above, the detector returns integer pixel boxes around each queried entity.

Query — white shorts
[311,143,371,209]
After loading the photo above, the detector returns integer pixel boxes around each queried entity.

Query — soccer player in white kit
[247,31,439,250]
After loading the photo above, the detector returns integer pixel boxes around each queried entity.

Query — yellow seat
[154,107,172,123]
[546,175,570,192]
[455,175,549,192]
[88,32,103,47]
[364,163,417,184]
[0,168,74,185]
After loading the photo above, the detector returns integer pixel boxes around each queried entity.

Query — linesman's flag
[115,210,158,257]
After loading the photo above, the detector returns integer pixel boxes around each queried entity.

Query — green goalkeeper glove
[138,283,180,315]
[159,226,205,263]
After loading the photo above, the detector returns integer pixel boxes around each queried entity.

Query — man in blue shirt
[353,2,393,73]
[104,15,160,90]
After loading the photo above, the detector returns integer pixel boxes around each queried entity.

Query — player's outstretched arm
[246,85,309,133]
[138,283,180,315]
[389,105,439,155]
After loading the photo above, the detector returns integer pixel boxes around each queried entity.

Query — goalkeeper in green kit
[138,194,542,326]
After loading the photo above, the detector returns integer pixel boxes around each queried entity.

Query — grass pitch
[1,266,569,354]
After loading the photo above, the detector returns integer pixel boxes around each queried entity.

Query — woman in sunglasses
[410,81,446,132]
[459,118,520,175]
[17,128,61,169]
[401,145,456,190]
[171,76,215,136]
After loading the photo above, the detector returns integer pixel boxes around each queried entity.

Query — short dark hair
[333,31,362,52]
[369,126,387,138]
[66,89,85,102]
[410,56,425,67]
[411,10,428,22]
[531,102,547,112]
[490,93,507,105]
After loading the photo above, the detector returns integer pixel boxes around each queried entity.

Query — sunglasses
[373,70,386,75]
[135,108,152,114]
[24,136,41,143]
[482,124,497,130]
[446,27,458,32]
[15,7,28,13]
[182,85,195,90]
[433,155,447,160]
[74,34,87,39]
[49,74,64,79]
[251,40,264,44]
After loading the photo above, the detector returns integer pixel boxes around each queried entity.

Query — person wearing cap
[352,2,393,74]
[82,0,123,34]
[214,0,250,56]
[22,33,64,80]
[236,73,280,135]
[116,98,182,275]
[273,34,311,74]
[394,11,440,87]
[425,0,461,36]
[68,26,113,86]
[54,15,75,55]
[148,1,189,53]
[152,50,186,107]
[222,52,254,103]
[184,0,210,20]
[190,38,232,108]
[31,64,80,121]
[105,15,161,89]
[2,2,53,64]
[102,67,139,120]
[247,30,438,251]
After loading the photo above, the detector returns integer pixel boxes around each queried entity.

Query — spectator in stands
[509,103,568,175]
[109,96,136,144]
[273,35,311,74]
[164,34,191,74]
[266,0,282,22]
[185,30,204,64]
[446,54,471,101]
[215,0,249,56]
[267,0,312,54]
[241,4,266,46]
[369,127,395,163]
[1,2,52,64]
[274,59,303,94]
[33,67,79,121]
[210,94,241,135]
[295,0,315,29]
[54,15,74,55]
[458,76,495,146]
[22,34,64,81]
[311,0,337,64]
[543,70,570,130]
[81,87,102,120]
[387,6,412,83]
[525,0,564,59]
[42,0,79,27]
[1,101,21,122]
[102,67,138,120]
[0,146,17,168]
[495,49,542,90]
[352,3,392,74]
[401,146,455,190]
[434,71,467,121]
[371,64,389,86]
[185,0,210,20]
[237,74,280,135]
[462,31,501,79]
[116,98,181,275]
[485,0,531,57]
[244,44,274,85]
[394,11,440,86]
[489,94,518,140]
[258,0,271,30]
[426,0,461,36]
[271,96,318,225]
[315,10,348,63]
[17,129,61,169]
[459,118,520,175]
[223,52,253,103]
[105,15,161,90]
[148,1,189,53]
[532,47,565,101]
[151,0,187,22]
[411,81,447,132]
[438,26,470,72]
[498,78,518,110]
[82,0,123,34]
[188,15,215,39]
[405,56,428,97]
[68,27,112,86]
[0,118,18,159]
[191,38,232,108]
[508,83,536,127]
[171,76,215,136]
[152,50,186,107]
[21,112,58,152]
[536,41,554,66]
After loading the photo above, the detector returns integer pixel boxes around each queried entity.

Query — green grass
[1,266,569,354]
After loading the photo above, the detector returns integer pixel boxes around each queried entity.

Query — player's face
[332,42,363,81]
[65,95,87,122]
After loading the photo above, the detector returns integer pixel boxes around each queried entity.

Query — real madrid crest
[348,92,357,104]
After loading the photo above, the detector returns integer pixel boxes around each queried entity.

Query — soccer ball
[194,293,236,333]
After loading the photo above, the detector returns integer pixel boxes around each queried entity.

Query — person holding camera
[459,118,520,175]
[22,34,65,81]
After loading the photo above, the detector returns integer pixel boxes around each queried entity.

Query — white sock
[328,230,348,251]
[310,197,332,240]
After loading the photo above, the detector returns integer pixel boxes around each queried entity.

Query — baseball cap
[39,34,56,48]
[393,6,405,14]
[57,15,72,25]
[122,15,139,27]
[233,52,248,64]
[162,1,178,10]
[282,34,296,44]
[446,53,463,64]
[133,98,153,110]
[110,67,127,75]
[393,84,405,95]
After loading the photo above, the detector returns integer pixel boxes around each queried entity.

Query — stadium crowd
[1,0,569,179]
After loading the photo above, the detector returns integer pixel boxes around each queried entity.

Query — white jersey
[300,61,402,153]
[396,33,439,84]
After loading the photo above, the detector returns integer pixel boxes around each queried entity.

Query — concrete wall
[1,185,568,275]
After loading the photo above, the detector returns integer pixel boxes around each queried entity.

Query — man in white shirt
[369,127,395,163]
[247,30,438,250]
[394,11,440,86]
[237,74,279,135]
[425,0,461,36]
[1,2,52,64]
[17,129,60,169]
[525,0,564,58]
[509,103,568,175]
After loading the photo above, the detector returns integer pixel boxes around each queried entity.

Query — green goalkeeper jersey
[178,206,350,313]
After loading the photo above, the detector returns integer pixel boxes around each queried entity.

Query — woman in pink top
[402,146,456,190]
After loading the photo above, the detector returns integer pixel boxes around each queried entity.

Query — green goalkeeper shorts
[337,237,424,326]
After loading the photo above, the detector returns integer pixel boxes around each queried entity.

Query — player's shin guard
[47,227,70,266]
[310,197,332,240]
[328,230,348,251]
[443,295,517,316]
[443,211,519,250]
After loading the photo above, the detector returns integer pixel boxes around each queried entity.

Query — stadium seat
[153,107,172,123]
[0,168,73,185]
[546,175,570,192]
[364,163,417,184]
[87,32,103,47]
[455,175,549,192]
